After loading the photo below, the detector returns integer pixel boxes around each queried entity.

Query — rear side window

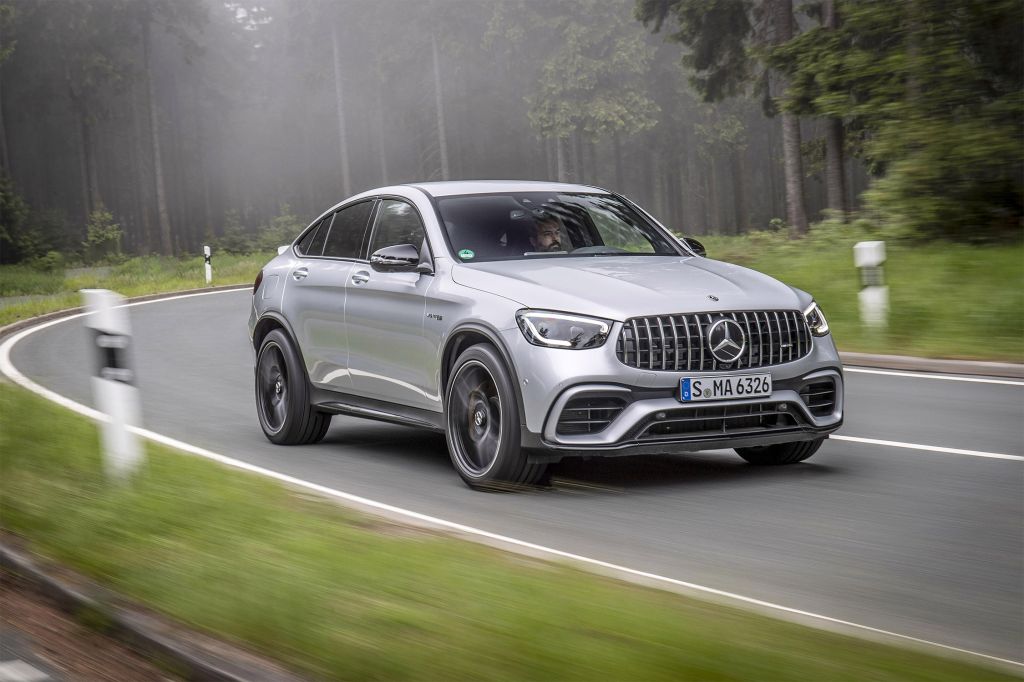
[367,199,425,254]
[295,219,324,256]
[323,201,374,259]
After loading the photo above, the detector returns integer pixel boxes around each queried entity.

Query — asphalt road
[8,289,1024,662]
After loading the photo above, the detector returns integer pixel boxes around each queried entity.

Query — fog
[1,0,879,258]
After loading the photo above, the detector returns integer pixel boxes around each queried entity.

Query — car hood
[451,256,805,320]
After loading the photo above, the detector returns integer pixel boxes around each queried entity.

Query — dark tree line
[0,0,1019,264]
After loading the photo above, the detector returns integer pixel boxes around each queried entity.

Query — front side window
[435,192,680,262]
[323,200,374,259]
[367,199,426,255]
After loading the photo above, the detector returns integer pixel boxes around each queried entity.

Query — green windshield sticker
[458,249,475,260]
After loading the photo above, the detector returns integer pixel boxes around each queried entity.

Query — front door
[345,198,438,411]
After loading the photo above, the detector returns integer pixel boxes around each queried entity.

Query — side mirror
[682,237,706,257]
[370,243,420,272]
[278,245,290,255]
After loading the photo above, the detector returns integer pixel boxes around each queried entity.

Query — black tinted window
[368,199,425,254]
[295,219,324,256]
[323,201,373,259]
[305,215,331,256]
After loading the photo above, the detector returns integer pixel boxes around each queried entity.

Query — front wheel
[735,438,825,465]
[255,329,331,445]
[445,344,546,490]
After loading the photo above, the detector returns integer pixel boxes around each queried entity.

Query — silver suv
[249,181,843,489]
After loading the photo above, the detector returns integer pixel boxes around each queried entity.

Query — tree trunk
[375,80,389,185]
[704,157,715,235]
[130,79,154,252]
[730,147,747,234]
[555,136,568,182]
[612,131,623,189]
[0,52,9,176]
[770,0,809,237]
[330,23,352,197]
[430,34,449,181]
[80,113,101,213]
[141,13,173,255]
[821,0,848,220]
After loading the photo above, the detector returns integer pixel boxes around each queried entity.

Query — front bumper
[501,322,843,461]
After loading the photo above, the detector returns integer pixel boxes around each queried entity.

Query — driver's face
[532,221,562,251]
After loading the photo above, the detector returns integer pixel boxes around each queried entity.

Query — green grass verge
[1,234,1021,361]
[699,230,1024,362]
[0,252,272,327]
[0,383,1015,681]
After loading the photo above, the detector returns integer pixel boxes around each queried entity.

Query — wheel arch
[441,323,526,422]
[253,313,313,384]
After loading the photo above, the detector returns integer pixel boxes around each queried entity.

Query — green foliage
[82,207,123,264]
[0,175,29,262]
[0,179,71,264]
[525,0,660,140]
[769,0,1023,240]
[30,250,65,272]
[635,0,753,102]
[211,210,254,255]
[700,226,1024,361]
[253,204,303,252]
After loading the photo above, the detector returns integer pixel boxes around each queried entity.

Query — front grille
[635,402,801,441]
[615,310,811,372]
[800,379,836,417]
[556,396,627,435]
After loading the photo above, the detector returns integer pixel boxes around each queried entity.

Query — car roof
[405,180,609,198]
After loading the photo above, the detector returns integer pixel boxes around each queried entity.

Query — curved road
[8,289,1024,663]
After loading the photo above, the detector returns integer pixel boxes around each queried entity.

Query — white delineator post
[81,289,144,481]
[204,245,212,285]
[853,240,888,328]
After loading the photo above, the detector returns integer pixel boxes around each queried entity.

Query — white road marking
[0,660,49,682]
[832,435,1023,462]
[845,367,1024,386]
[1,291,1022,670]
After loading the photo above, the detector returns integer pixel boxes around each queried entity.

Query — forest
[0,0,1020,264]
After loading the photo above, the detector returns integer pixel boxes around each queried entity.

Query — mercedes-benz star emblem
[707,318,747,364]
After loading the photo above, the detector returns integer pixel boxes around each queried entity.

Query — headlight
[803,301,830,337]
[516,310,611,349]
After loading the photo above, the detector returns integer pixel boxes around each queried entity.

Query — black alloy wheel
[445,344,546,490]
[255,329,331,445]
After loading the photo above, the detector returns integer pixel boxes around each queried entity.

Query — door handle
[351,270,370,285]
[291,267,309,281]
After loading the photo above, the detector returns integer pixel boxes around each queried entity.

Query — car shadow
[323,418,840,493]
[546,452,840,493]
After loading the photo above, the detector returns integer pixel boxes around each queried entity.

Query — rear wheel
[255,329,331,445]
[735,438,824,465]
[445,344,546,490]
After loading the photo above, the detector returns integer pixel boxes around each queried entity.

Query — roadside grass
[0,252,272,327]
[1,234,1021,361]
[699,230,1024,362]
[0,383,1015,682]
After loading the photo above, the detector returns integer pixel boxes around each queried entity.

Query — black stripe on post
[92,330,134,384]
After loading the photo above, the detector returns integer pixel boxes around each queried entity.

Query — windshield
[435,192,682,262]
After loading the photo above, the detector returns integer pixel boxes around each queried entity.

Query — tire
[255,329,332,445]
[735,437,824,465]
[444,344,546,490]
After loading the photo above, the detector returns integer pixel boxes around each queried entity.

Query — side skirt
[310,387,446,433]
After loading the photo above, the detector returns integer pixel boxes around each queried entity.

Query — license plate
[680,374,772,402]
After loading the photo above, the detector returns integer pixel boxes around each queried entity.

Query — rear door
[286,200,375,391]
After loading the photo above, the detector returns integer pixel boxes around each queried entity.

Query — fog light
[778,403,788,411]
[655,412,666,420]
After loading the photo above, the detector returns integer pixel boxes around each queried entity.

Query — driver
[530,212,565,252]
